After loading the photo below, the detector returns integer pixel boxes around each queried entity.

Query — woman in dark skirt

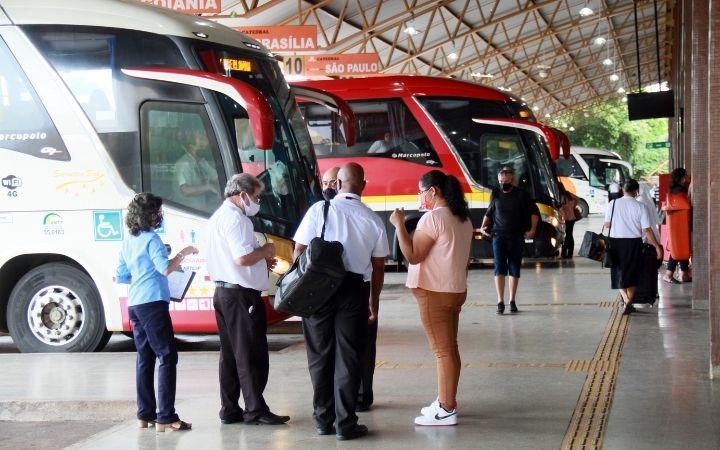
[604,180,663,315]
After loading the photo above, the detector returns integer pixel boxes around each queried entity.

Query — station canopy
[192,0,672,117]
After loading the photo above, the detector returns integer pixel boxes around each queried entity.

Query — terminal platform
[1,218,718,449]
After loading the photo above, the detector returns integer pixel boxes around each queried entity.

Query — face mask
[242,194,261,217]
[322,188,337,201]
[420,189,435,211]
[501,183,513,191]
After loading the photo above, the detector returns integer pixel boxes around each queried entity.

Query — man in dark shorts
[480,166,539,315]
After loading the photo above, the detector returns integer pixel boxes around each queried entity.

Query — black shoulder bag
[602,200,617,268]
[274,201,346,317]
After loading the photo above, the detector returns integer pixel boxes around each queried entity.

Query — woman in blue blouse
[117,193,197,432]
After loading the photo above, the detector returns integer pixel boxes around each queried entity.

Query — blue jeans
[492,235,525,278]
[129,301,179,424]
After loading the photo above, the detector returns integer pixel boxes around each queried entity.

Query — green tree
[554,98,669,177]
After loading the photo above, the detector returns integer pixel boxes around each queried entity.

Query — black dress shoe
[316,423,336,435]
[245,411,290,425]
[220,414,243,425]
[336,424,368,441]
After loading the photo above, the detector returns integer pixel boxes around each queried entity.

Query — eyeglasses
[418,187,431,195]
[322,179,338,188]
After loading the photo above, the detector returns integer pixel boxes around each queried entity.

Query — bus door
[121,68,279,331]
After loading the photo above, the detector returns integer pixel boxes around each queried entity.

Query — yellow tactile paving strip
[561,299,629,450]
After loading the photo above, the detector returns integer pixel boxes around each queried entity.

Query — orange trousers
[412,288,466,411]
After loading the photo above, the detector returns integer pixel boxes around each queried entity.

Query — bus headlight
[540,213,559,228]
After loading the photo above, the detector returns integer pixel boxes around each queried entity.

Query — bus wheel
[7,263,110,353]
[578,199,590,218]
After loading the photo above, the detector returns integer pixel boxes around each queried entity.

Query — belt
[214,281,243,289]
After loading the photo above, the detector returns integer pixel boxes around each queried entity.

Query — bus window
[25,26,196,192]
[556,155,585,179]
[215,92,304,236]
[140,102,224,216]
[477,132,534,193]
[302,99,440,166]
[0,38,68,161]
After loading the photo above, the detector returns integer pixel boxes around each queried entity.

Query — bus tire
[578,199,590,218]
[7,262,109,353]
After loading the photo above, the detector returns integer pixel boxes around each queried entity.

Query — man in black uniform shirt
[480,166,539,314]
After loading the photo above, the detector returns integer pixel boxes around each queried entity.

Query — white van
[0,0,348,352]
[556,147,634,216]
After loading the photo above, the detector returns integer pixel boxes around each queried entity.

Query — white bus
[556,147,633,216]
[0,0,348,352]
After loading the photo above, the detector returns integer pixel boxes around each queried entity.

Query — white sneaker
[420,398,439,416]
[414,403,458,426]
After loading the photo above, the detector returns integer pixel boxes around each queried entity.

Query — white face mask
[242,193,261,216]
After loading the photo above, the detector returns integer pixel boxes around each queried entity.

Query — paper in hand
[168,270,195,302]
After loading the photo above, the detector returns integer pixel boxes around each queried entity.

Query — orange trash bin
[662,193,692,260]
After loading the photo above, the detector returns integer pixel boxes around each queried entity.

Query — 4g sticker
[1,175,22,198]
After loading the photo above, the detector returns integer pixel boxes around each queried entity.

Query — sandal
[156,420,192,432]
[663,276,680,284]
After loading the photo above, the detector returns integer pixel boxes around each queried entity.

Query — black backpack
[274,201,346,317]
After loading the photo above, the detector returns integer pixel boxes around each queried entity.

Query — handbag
[578,200,616,267]
[602,200,617,268]
[273,201,346,317]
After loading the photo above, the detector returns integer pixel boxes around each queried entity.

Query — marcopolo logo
[2,175,22,198]
[42,213,64,236]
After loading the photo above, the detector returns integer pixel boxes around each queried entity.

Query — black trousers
[357,320,378,408]
[213,286,270,422]
[667,256,690,272]
[129,301,178,424]
[302,272,369,434]
[562,220,576,258]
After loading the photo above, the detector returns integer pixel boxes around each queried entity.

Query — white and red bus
[295,76,568,262]
[0,0,351,352]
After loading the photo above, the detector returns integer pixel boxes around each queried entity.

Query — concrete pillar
[707,0,720,378]
[690,0,709,311]
[681,0,694,171]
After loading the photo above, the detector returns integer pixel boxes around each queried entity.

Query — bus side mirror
[290,84,357,147]
[122,68,275,150]
[471,118,561,160]
[548,127,571,159]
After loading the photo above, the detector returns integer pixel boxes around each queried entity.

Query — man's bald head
[337,163,366,195]
[321,167,340,190]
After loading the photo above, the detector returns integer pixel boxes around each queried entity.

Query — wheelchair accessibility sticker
[93,210,123,241]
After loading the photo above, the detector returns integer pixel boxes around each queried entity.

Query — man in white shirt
[175,130,220,211]
[604,179,663,315]
[206,174,290,426]
[367,132,392,154]
[293,163,389,440]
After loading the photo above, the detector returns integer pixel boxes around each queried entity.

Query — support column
[707,0,720,378]
[690,0,709,311]
[681,0,693,170]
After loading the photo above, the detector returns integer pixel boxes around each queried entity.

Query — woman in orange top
[390,170,473,427]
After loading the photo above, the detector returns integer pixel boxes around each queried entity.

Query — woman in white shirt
[604,179,663,315]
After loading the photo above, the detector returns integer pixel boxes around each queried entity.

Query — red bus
[294,76,567,261]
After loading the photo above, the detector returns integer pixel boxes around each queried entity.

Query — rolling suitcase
[633,243,662,305]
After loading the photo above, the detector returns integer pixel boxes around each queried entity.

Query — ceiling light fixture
[447,51,458,61]
[609,73,620,82]
[602,58,613,66]
[545,113,551,118]
[532,106,539,111]
[594,37,607,46]
[471,72,494,79]
[579,6,594,17]
[617,87,626,93]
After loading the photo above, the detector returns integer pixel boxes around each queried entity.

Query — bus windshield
[419,97,559,206]
[586,158,631,188]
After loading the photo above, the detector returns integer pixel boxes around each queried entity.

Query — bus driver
[175,129,220,210]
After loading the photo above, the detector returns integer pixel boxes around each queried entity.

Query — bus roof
[571,146,622,158]
[0,0,269,56]
[295,75,515,103]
